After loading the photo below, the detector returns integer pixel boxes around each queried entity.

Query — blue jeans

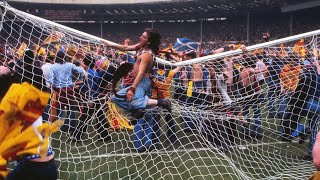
[133,110,158,152]
[153,111,176,143]
[277,94,291,136]
[306,98,320,156]
[56,106,76,133]
[278,94,289,120]
[267,77,281,117]
[242,93,264,136]
[112,77,151,111]
[42,89,51,122]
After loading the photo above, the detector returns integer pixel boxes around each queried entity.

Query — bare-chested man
[191,63,204,92]
[239,56,267,139]
[102,28,171,115]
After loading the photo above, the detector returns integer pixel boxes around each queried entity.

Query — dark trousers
[74,100,109,140]
[6,159,57,180]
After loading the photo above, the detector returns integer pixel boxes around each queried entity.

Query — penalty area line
[56,141,287,161]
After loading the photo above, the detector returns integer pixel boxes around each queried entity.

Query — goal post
[0,2,318,179]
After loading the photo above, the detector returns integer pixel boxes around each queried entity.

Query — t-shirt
[216,73,232,105]
[41,63,52,88]
[255,60,266,81]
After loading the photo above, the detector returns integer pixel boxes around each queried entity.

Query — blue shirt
[49,62,84,88]
[81,68,100,98]
[81,69,111,98]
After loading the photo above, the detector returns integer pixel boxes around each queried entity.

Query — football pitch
[51,108,315,180]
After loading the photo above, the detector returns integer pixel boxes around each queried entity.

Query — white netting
[1,2,319,179]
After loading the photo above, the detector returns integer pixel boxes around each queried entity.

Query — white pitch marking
[56,141,287,161]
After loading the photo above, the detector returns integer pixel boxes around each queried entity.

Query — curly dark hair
[145,28,161,55]
[55,51,65,64]
[83,54,95,69]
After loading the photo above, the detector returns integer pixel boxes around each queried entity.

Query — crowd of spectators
[0,12,320,161]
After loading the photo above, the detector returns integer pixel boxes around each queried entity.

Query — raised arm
[101,40,139,51]
[253,66,268,74]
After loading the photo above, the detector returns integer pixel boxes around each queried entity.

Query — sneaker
[279,134,292,142]
[132,109,146,119]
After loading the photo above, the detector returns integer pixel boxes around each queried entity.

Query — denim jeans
[306,98,320,156]
[112,77,151,111]
[74,100,109,140]
[242,93,264,136]
[267,77,281,117]
[133,110,158,152]
[153,111,176,143]
[277,94,289,120]
[56,106,76,133]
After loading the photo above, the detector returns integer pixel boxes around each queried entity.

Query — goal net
[1,2,319,179]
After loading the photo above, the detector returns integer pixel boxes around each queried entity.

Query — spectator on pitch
[151,49,183,144]
[239,56,267,139]
[278,56,313,142]
[15,49,47,92]
[41,55,55,121]
[48,51,85,135]
[297,59,320,160]
[266,56,284,119]
[74,54,110,142]
[255,55,267,86]
[176,50,201,132]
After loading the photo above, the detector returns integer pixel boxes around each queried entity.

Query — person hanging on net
[101,28,171,118]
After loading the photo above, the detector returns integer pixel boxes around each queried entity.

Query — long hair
[83,54,95,69]
[0,66,17,99]
[55,51,65,64]
[112,62,133,98]
[23,49,34,68]
[145,28,161,55]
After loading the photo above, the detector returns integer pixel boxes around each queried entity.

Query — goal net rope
[0,2,319,179]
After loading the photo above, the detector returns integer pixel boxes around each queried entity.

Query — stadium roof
[6,0,313,22]
[8,0,175,5]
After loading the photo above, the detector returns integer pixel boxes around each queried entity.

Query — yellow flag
[293,39,306,59]
[187,81,193,97]
[37,47,46,57]
[280,44,287,57]
[54,44,60,51]
[16,42,27,59]
[41,31,65,45]
[162,45,174,52]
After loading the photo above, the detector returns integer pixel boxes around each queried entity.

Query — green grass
[49,100,316,180]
